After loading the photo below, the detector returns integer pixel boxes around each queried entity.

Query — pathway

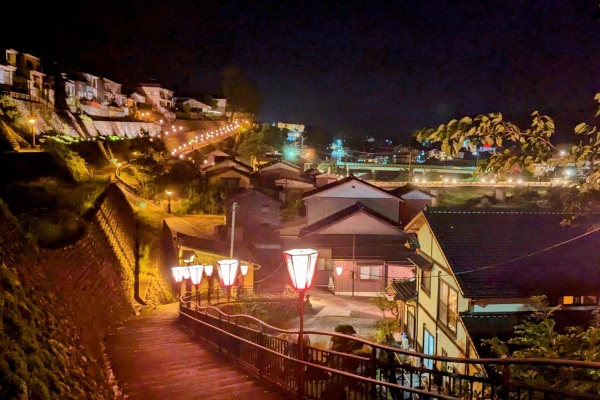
[105,302,287,400]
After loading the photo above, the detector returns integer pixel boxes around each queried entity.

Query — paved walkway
[105,302,287,400]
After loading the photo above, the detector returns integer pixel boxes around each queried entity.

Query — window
[262,204,269,213]
[423,328,435,369]
[406,311,415,343]
[561,296,598,305]
[359,265,380,281]
[438,280,458,334]
[421,268,431,294]
[220,178,240,188]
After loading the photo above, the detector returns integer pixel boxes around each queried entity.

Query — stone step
[105,303,287,400]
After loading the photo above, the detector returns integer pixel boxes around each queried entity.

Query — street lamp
[28,117,36,148]
[166,190,173,214]
[284,248,318,398]
[217,259,239,307]
[172,266,190,302]
[187,265,204,308]
[240,264,249,295]
[204,264,214,304]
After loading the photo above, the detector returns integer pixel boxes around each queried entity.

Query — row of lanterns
[171,248,318,397]
[170,122,240,158]
[172,260,250,306]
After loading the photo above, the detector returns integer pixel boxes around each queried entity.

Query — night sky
[4,0,600,144]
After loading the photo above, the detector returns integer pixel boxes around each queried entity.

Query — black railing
[177,295,600,399]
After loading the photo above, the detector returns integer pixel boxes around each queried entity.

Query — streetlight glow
[284,249,318,290]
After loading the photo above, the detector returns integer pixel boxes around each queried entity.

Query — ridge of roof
[302,175,401,199]
[299,201,402,237]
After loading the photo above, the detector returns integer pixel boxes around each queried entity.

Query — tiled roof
[299,202,402,237]
[388,184,433,198]
[424,209,600,298]
[390,279,417,301]
[407,253,433,270]
[302,175,401,200]
[224,188,282,205]
[288,234,411,261]
[177,232,258,264]
[461,310,594,358]
[204,166,252,178]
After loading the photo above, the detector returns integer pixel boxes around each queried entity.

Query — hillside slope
[0,199,134,399]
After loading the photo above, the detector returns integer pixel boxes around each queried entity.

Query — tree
[414,93,600,223]
[371,290,400,321]
[222,66,261,121]
[235,130,275,162]
[484,296,600,396]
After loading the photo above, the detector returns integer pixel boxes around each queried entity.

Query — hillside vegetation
[0,198,133,399]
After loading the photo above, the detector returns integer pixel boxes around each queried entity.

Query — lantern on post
[172,266,188,283]
[187,265,204,309]
[217,259,239,306]
[335,266,344,276]
[283,248,318,398]
[240,264,249,294]
[204,264,214,304]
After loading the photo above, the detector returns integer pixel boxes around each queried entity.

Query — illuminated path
[105,302,286,400]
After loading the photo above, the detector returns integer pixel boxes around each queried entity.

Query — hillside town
[2,43,600,400]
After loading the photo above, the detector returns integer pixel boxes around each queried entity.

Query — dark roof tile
[424,209,600,298]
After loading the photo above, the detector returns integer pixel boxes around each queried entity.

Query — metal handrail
[177,300,600,399]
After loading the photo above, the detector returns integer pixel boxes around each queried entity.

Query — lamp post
[217,260,238,304]
[172,266,190,302]
[204,264,214,304]
[283,248,318,398]
[217,259,239,308]
[240,264,249,295]
[166,190,172,214]
[28,117,36,148]
[187,265,204,309]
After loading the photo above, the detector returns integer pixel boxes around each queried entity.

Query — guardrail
[9,91,54,110]
[177,297,600,399]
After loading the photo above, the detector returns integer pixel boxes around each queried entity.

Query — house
[203,149,232,167]
[137,82,174,112]
[399,208,600,374]
[10,49,46,98]
[204,166,252,189]
[176,97,213,113]
[280,176,414,295]
[277,122,305,134]
[274,177,314,191]
[202,157,253,174]
[313,172,339,187]
[280,202,414,295]
[387,184,435,223]
[223,189,282,246]
[302,175,404,225]
[99,77,126,106]
[162,219,259,300]
[0,50,17,91]
[259,160,303,180]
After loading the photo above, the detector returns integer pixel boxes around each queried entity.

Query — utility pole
[229,202,237,258]
[352,232,355,297]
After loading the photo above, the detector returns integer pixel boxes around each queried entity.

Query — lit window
[262,204,269,213]
[359,265,380,281]
[439,280,458,333]
[560,296,597,305]
[421,268,431,294]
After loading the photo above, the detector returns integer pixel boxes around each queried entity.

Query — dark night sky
[4,0,600,143]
